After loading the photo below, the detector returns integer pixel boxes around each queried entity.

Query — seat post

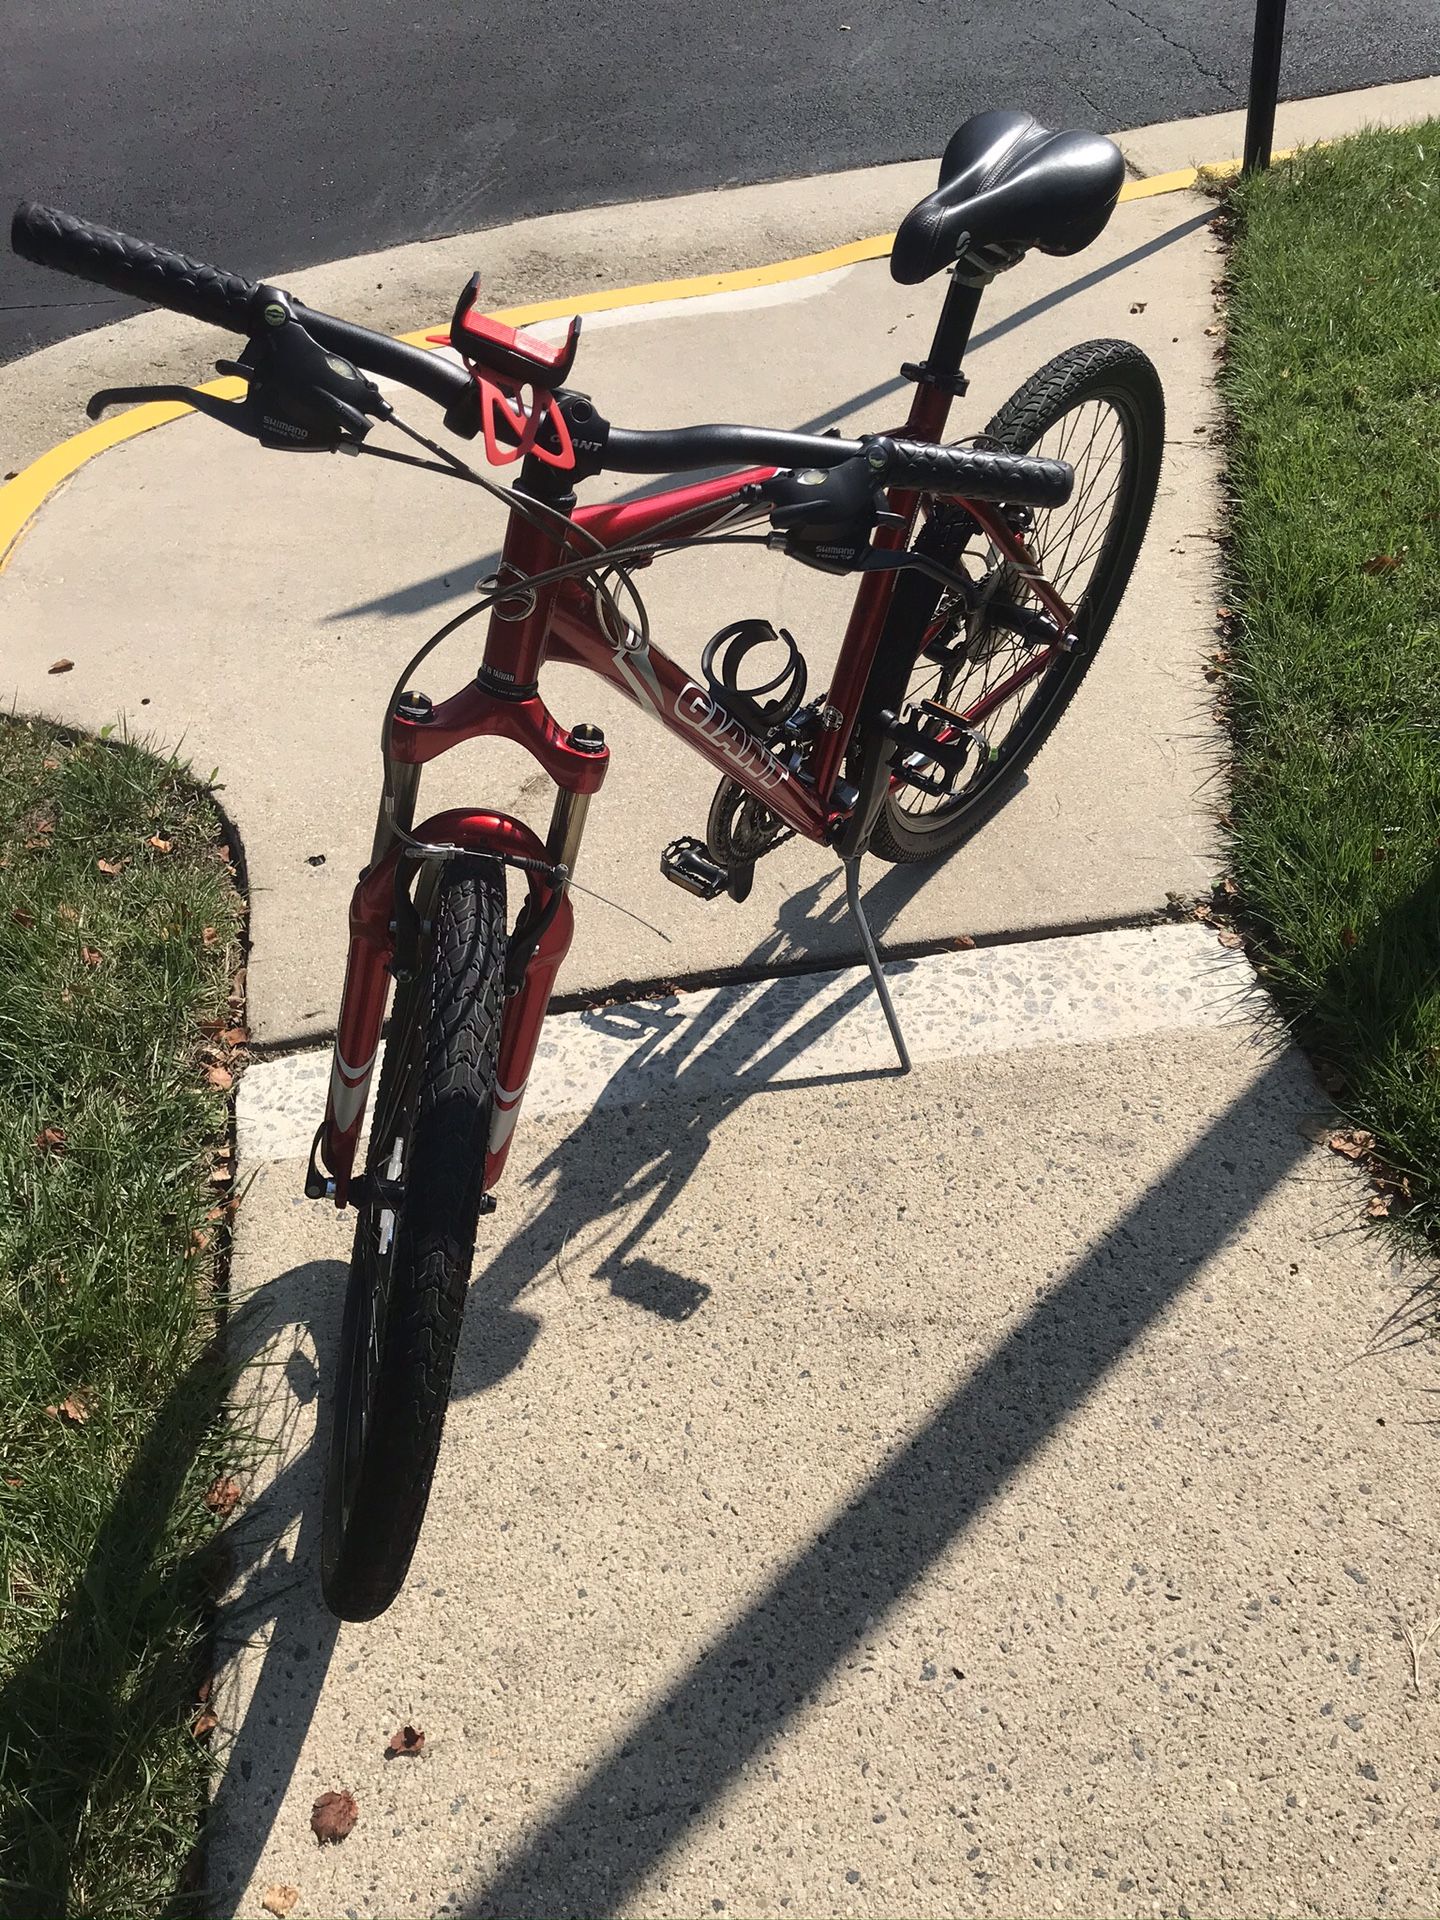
[904,270,986,439]
[930,271,986,373]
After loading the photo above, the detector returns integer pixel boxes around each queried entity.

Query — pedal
[884,702,990,798]
[660,835,728,901]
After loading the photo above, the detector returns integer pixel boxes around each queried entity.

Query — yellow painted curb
[0,157,1242,572]
[395,230,898,347]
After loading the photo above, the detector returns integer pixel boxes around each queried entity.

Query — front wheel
[869,338,1165,864]
[321,857,507,1621]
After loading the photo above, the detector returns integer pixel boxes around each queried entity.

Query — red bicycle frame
[313,278,1073,1208]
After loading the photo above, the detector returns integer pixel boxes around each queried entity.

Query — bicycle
[14,108,1164,1621]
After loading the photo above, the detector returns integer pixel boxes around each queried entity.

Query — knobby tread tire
[321,859,506,1621]
[869,338,1164,865]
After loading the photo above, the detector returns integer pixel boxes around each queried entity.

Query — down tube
[547,588,832,843]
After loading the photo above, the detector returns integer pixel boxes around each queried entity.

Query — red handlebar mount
[429,272,581,471]
[446,273,581,389]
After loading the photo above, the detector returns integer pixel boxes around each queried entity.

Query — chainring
[705,778,788,867]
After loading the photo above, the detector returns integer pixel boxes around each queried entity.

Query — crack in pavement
[1097,0,1235,93]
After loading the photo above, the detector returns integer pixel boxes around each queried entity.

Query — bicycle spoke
[888,378,1139,835]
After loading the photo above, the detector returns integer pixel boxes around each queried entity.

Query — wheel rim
[889,391,1134,833]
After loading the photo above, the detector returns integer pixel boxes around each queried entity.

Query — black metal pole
[1242,0,1288,172]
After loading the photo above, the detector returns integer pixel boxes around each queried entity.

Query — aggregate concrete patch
[0,188,1224,1042]
[236,921,1255,1164]
[211,994,1437,1919]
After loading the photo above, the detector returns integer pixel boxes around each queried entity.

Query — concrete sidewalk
[213,925,1437,1920]
[3,76,1439,1920]
[1,181,1223,1042]
[3,73,1438,1040]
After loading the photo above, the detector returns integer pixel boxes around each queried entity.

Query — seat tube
[811,272,989,803]
[907,271,985,438]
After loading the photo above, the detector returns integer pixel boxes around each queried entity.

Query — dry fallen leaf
[205,1063,234,1091]
[80,946,103,967]
[10,907,34,929]
[311,1789,358,1846]
[202,926,218,947]
[1366,1193,1392,1219]
[148,834,173,853]
[34,1126,67,1155]
[192,1708,219,1738]
[56,904,78,923]
[261,1890,299,1919]
[96,859,126,877]
[219,1025,249,1048]
[204,1475,241,1518]
[1361,551,1404,574]
[1329,1129,1374,1162]
[386,1724,426,1758]
[952,934,976,951]
[1340,926,1359,950]
[48,658,74,675]
[45,1390,93,1426]
[1216,929,1244,949]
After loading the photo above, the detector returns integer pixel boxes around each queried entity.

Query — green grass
[1221,124,1440,1247]
[0,716,244,1917]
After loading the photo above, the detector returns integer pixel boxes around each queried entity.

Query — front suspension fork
[310,766,599,1209]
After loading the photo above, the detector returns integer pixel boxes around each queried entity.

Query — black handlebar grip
[11,202,262,334]
[870,435,1073,508]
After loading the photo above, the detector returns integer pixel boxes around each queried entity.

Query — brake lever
[88,383,254,428]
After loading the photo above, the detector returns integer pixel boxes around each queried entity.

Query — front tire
[870,338,1164,864]
[321,857,506,1621]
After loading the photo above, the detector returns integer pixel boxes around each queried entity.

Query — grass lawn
[1221,124,1440,1250]
[0,717,244,1917]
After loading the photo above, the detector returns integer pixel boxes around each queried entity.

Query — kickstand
[842,857,911,1074]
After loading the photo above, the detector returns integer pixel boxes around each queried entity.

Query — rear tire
[321,857,506,1621]
[870,338,1164,864]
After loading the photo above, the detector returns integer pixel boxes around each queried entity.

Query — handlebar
[11,201,1072,510]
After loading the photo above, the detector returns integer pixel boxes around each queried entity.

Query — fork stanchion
[1242,0,1288,173]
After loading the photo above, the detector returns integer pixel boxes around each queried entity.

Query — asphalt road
[2,0,1437,367]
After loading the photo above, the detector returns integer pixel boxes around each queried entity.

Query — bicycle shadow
[0,1260,344,1920]
[199,852,947,1912]
[451,852,951,1385]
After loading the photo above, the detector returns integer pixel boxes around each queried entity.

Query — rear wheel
[321,857,506,1621]
[869,338,1164,864]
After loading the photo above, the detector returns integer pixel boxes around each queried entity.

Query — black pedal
[883,702,990,798]
[660,836,728,901]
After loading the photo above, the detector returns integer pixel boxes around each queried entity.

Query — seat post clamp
[900,361,969,397]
